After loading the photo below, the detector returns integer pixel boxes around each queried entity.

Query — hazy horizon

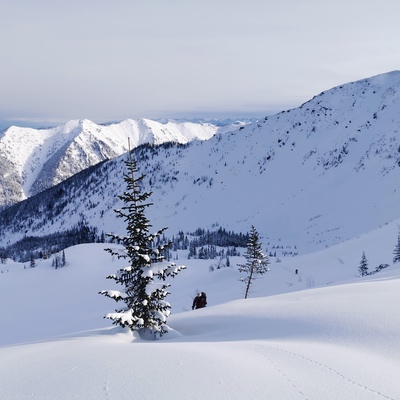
[2,1,400,130]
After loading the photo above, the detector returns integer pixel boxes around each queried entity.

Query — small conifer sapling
[238,225,270,299]
[358,251,369,277]
[393,229,400,263]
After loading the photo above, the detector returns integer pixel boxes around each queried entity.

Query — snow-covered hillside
[0,118,247,207]
[2,71,400,255]
[1,218,399,399]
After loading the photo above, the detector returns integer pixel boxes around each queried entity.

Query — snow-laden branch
[98,290,127,301]
[105,309,144,327]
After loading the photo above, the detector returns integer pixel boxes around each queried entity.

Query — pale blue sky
[1,0,400,129]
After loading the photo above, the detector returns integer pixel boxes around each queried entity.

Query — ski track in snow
[251,344,395,400]
[303,273,315,289]
[103,371,112,400]
[279,264,315,290]
[254,345,308,400]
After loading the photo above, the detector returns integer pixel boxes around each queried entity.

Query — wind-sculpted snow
[0,238,400,400]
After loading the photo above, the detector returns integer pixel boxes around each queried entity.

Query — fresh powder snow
[1,219,399,399]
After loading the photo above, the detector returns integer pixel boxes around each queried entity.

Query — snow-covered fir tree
[30,254,36,268]
[52,251,66,269]
[238,225,270,299]
[393,229,400,263]
[62,250,66,267]
[358,251,369,276]
[99,153,185,339]
[52,257,58,269]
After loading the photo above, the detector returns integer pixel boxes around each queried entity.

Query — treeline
[0,161,108,233]
[1,222,300,264]
[2,225,248,263]
[2,222,104,262]
[170,227,248,259]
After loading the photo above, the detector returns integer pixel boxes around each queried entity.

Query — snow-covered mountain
[2,72,400,399]
[2,71,400,256]
[0,118,247,208]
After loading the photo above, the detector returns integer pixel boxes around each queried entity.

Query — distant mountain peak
[0,118,247,208]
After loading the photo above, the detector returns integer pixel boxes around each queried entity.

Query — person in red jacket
[192,292,207,309]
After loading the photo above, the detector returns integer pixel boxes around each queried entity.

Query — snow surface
[1,220,400,399]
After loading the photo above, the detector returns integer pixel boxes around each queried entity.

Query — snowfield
[1,221,400,400]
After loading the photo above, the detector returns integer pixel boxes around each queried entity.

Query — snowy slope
[130,70,400,250]
[1,218,400,400]
[2,72,400,255]
[0,118,246,207]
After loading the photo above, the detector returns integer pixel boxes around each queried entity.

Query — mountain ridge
[1,71,400,256]
[0,118,248,208]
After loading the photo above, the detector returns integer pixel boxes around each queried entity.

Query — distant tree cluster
[358,254,390,277]
[357,226,400,277]
[209,254,231,272]
[188,243,241,260]
[0,247,6,264]
[170,227,249,254]
[393,230,400,264]
[2,213,252,265]
[2,223,105,263]
[185,228,248,260]
[267,244,298,257]
[193,227,250,247]
[51,250,67,269]
[171,231,189,251]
